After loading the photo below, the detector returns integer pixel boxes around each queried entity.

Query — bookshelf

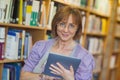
[0,0,118,80]
[110,0,120,80]
[0,24,47,79]
[0,0,51,79]
[46,0,113,80]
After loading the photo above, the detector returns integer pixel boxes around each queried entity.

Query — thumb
[70,65,74,74]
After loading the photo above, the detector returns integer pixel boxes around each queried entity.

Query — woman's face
[57,14,78,42]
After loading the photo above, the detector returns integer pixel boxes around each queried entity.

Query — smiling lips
[62,33,69,37]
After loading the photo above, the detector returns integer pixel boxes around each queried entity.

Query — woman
[20,6,95,80]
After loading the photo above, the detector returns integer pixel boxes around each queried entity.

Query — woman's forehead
[60,15,77,24]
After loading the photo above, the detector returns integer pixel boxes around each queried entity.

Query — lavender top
[22,39,95,80]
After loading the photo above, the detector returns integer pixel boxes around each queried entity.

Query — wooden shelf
[117,19,120,23]
[115,35,120,39]
[93,70,101,74]
[86,33,107,37]
[110,66,118,70]
[89,10,110,18]
[53,0,87,11]
[113,50,120,54]
[0,23,46,30]
[0,59,24,63]
[93,53,103,56]
[46,27,52,31]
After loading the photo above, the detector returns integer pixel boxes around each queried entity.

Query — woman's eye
[69,24,74,29]
[60,23,65,27]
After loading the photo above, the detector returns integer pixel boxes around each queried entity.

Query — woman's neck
[54,38,75,50]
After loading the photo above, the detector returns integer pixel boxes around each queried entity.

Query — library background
[0,0,120,80]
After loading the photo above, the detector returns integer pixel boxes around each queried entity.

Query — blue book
[2,68,10,80]
[12,63,22,80]
[4,64,15,80]
[42,53,81,79]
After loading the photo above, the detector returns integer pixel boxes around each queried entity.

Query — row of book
[63,0,87,7]
[87,15,107,34]
[86,37,103,54]
[0,27,33,60]
[63,0,111,15]
[2,63,22,80]
[92,54,116,80]
[0,0,44,26]
[90,0,111,15]
[5,28,33,60]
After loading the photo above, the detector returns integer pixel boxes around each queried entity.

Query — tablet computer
[42,53,81,78]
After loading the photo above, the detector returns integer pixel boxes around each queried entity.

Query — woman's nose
[64,25,69,32]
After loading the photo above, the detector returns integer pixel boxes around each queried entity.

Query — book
[25,0,32,25]
[30,0,40,26]
[5,30,17,60]
[0,41,5,60]
[3,63,22,80]
[18,0,23,24]
[4,64,16,80]
[42,53,81,79]
[2,68,10,80]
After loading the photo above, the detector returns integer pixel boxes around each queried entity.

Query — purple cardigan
[22,39,95,80]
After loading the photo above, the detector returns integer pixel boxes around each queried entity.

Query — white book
[110,56,116,69]
[88,38,94,53]
[15,32,20,59]
[47,1,54,28]
[5,30,20,60]
[82,16,86,33]
[7,0,13,23]
[27,35,32,57]
[0,27,5,39]
[32,0,40,12]
[0,0,6,22]
[5,31,17,59]
[4,0,12,23]
[87,15,93,32]
[98,39,103,53]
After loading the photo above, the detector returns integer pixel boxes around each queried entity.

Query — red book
[0,42,5,60]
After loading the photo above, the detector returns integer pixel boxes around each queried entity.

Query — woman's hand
[41,74,55,80]
[49,62,75,80]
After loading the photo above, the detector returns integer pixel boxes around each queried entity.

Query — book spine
[18,0,23,24]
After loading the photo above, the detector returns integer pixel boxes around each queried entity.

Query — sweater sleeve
[22,41,46,72]
[75,53,95,80]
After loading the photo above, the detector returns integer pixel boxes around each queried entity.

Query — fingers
[56,62,65,71]
[43,75,55,80]
[49,64,63,75]
[49,62,74,78]
[70,65,74,74]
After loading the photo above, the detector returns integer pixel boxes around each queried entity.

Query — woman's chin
[60,37,71,42]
